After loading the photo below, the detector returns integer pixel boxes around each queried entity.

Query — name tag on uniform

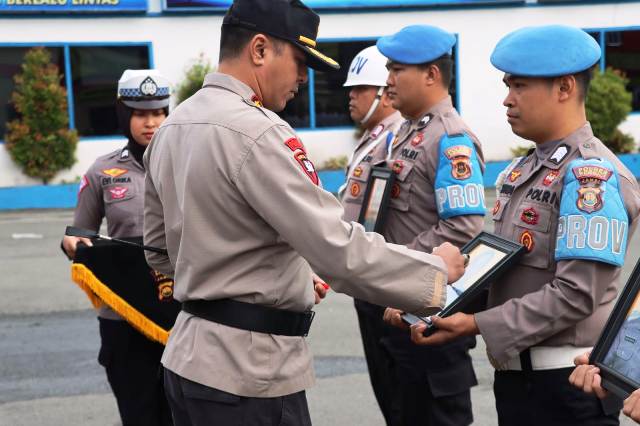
[357,166,396,233]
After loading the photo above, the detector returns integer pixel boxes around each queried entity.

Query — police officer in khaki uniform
[370,25,485,426]
[142,1,467,425]
[62,69,173,426]
[340,45,405,425]
[387,25,640,426]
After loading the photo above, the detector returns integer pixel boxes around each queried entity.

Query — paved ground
[0,191,637,425]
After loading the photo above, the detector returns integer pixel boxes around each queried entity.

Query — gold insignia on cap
[299,35,317,47]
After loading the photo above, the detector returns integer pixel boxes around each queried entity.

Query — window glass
[278,84,310,128]
[0,47,64,138]
[605,30,640,111]
[70,45,150,136]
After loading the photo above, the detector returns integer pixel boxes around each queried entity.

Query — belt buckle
[302,310,316,337]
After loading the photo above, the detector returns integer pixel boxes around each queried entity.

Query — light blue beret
[491,25,601,77]
[377,25,456,64]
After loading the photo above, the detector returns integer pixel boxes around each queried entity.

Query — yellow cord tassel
[71,263,170,345]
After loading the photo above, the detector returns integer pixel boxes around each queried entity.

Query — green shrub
[176,53,214,105]
[5,47,78,184]
[586,68,635,153]
[510,144,534,158]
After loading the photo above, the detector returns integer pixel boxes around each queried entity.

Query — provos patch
[573,164,612,213]
[284,137,319,186]
[444,145,473,180]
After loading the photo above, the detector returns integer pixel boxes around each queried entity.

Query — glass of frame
[590,259,640,399]
[357,166,396,233]
[402,232,525,334]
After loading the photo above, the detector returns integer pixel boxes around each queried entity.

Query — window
[314,40,376,127]
[0,47,64,138]
[604,30,640,112]
[0,43,151,140]
[278,83,310,128]
[71,46,150,136]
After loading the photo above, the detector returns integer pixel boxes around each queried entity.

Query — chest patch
[102,168,128,178]
[411,132,424,147]
[109,186,129,200]
[401,148,419,160]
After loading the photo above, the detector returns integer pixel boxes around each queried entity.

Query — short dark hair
[573,66,595,102]
[219,25,285,61]
[419,54,453,89]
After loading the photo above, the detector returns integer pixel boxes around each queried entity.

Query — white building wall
[1,1,639,186]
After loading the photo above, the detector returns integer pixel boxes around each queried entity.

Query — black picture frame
[402,231,525,334]
[590,259,640,399]
[357,166,396,233]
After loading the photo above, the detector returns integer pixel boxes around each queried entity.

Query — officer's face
[130,108,167,147]
[261,42,308,112]
[502,74,558,143]
[348,85,379,122]
[385,62,427,119]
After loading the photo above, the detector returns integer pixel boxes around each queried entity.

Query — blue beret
[377,25,456,64]
[491,25,601,77]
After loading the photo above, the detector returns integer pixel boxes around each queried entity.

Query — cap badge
[139,77,158,97]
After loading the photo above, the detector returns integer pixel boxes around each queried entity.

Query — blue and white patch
[556,158,628,266]
[435,134,486,219]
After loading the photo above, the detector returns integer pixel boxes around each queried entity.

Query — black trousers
[355,299,476,426]
[98,318,173,426]
[494,367,622,426]
[163,368,312,426]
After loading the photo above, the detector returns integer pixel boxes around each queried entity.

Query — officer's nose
[503,92,514,108]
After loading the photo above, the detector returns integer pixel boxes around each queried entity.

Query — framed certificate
[357,166,396,233]
[402,232,525,334]
[590,259,640,399]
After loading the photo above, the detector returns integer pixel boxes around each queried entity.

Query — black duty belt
[182,299,315,337]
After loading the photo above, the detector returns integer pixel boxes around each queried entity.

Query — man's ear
[249,34,268,66]
[557,75,576,102]
[423,64,441,88]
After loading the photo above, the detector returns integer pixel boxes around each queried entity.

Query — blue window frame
[279,35,460,131]
[0,42,153,141]
[585,26,640,113]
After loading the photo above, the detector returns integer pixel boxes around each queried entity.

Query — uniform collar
[541,122,594,170]
[362,110,403,141]
[409,95,453,130]
[203,72,261,106]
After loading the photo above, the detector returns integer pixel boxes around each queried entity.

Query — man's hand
[62,235,92,259]
[312,273,330,305]
[568,351,608,399]
[432,242,465,283]
[407,312,478,345]
[623,389,640,423]
[383,307,409,330]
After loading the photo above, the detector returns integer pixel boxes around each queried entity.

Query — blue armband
[555,158,629,266]
[434,134,485,219]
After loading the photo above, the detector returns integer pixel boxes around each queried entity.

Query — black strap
[182,299,315,337]
[520,348,533,372]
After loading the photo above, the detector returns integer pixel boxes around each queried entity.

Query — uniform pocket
[388,160,415,212]
[103,184,135,204]
[342,164,371,205]
[513,203,553,269]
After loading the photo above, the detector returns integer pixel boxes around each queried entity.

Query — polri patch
[444,145,473,180]
[295,151,319,186]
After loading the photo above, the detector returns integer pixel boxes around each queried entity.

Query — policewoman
[339,44,405,425]
[397,26,640,426]
[142,0,469,424]
[62,69,173,426]
[375,25,486,426]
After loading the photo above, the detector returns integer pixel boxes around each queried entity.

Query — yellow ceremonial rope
[71,263,170,345]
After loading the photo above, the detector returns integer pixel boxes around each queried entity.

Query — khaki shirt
[341,110,404,222]
[143,72,449,398]
[74,146,144,320]
[383,97,485,251]
[475,123,640,365]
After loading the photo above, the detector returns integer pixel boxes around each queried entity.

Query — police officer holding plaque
[142,1,468,425]
[386,25,640,426]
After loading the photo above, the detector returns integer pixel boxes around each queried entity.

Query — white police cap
[117,69,171,110]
